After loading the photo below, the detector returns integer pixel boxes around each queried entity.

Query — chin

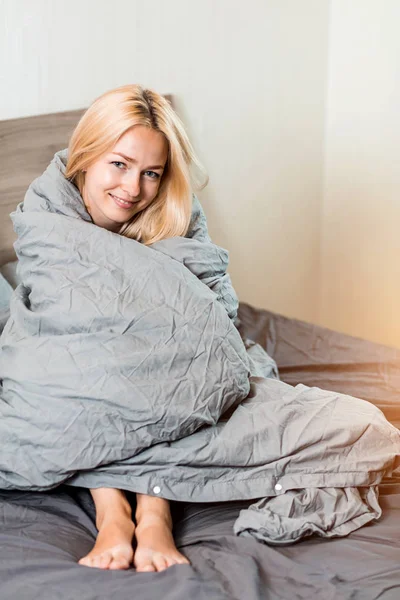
[106,204,136,220]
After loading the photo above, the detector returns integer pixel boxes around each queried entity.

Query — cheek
[144,182,160,202]
[87,165,118,193]
[102,169,118,188]
[150,178,162,195]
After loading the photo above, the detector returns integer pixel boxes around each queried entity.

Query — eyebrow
[110,152,165,170]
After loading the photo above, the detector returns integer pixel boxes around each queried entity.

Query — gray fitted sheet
[1,302,399,600]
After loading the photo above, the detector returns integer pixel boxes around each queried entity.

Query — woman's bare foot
[78,488,135,570]
[134,514,190,572]
[134,493,189,572]
[78,516,135,570]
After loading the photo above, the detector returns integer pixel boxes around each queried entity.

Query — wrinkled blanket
[0,150,399,544]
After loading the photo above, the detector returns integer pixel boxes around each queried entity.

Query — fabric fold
[234,486,382,544]
[0,149,399,544]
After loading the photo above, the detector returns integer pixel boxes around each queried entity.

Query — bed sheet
[0,483,399,600]
[1,302,399,600]
[237,302,400,429]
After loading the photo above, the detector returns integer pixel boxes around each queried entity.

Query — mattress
[0,302,399,600]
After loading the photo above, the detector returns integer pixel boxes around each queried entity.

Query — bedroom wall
[319,0,400,347]
[0,0,330,325]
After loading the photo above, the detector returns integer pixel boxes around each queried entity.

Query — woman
[6,83,395,579]
[64,83,208,572]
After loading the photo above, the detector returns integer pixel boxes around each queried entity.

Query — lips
[109,193,135,209]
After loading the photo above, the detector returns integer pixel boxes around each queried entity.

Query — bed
[0,110,399,600]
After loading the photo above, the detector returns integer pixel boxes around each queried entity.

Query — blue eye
[145,171,160,179]
[111,161,126,169]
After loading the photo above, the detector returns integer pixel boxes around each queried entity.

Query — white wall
[319,0,400,347]
[0,0,330,325]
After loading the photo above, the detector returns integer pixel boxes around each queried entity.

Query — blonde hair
[65,84,208,244]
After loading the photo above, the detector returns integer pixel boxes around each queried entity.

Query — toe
[153,554,168,572]
[98,553,113,569]
[78,555,93,567]
[165,555,179,568]
[91,552,110,569]
[136,562,156,573]
[109,558,130,571]
[165,554,189,568]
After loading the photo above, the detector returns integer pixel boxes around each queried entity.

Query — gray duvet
[0,150,399,544]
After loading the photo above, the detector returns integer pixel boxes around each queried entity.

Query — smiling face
[82,125,169,232]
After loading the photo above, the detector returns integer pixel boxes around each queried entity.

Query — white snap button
[153,485,161,495]
[275,483,282,491]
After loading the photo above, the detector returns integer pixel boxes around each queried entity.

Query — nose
[122,170,141,199]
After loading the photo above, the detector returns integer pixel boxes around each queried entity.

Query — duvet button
[153,485,161,495]
[274,483,282,492]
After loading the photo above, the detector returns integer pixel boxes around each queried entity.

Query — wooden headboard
[0,109,85,266]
